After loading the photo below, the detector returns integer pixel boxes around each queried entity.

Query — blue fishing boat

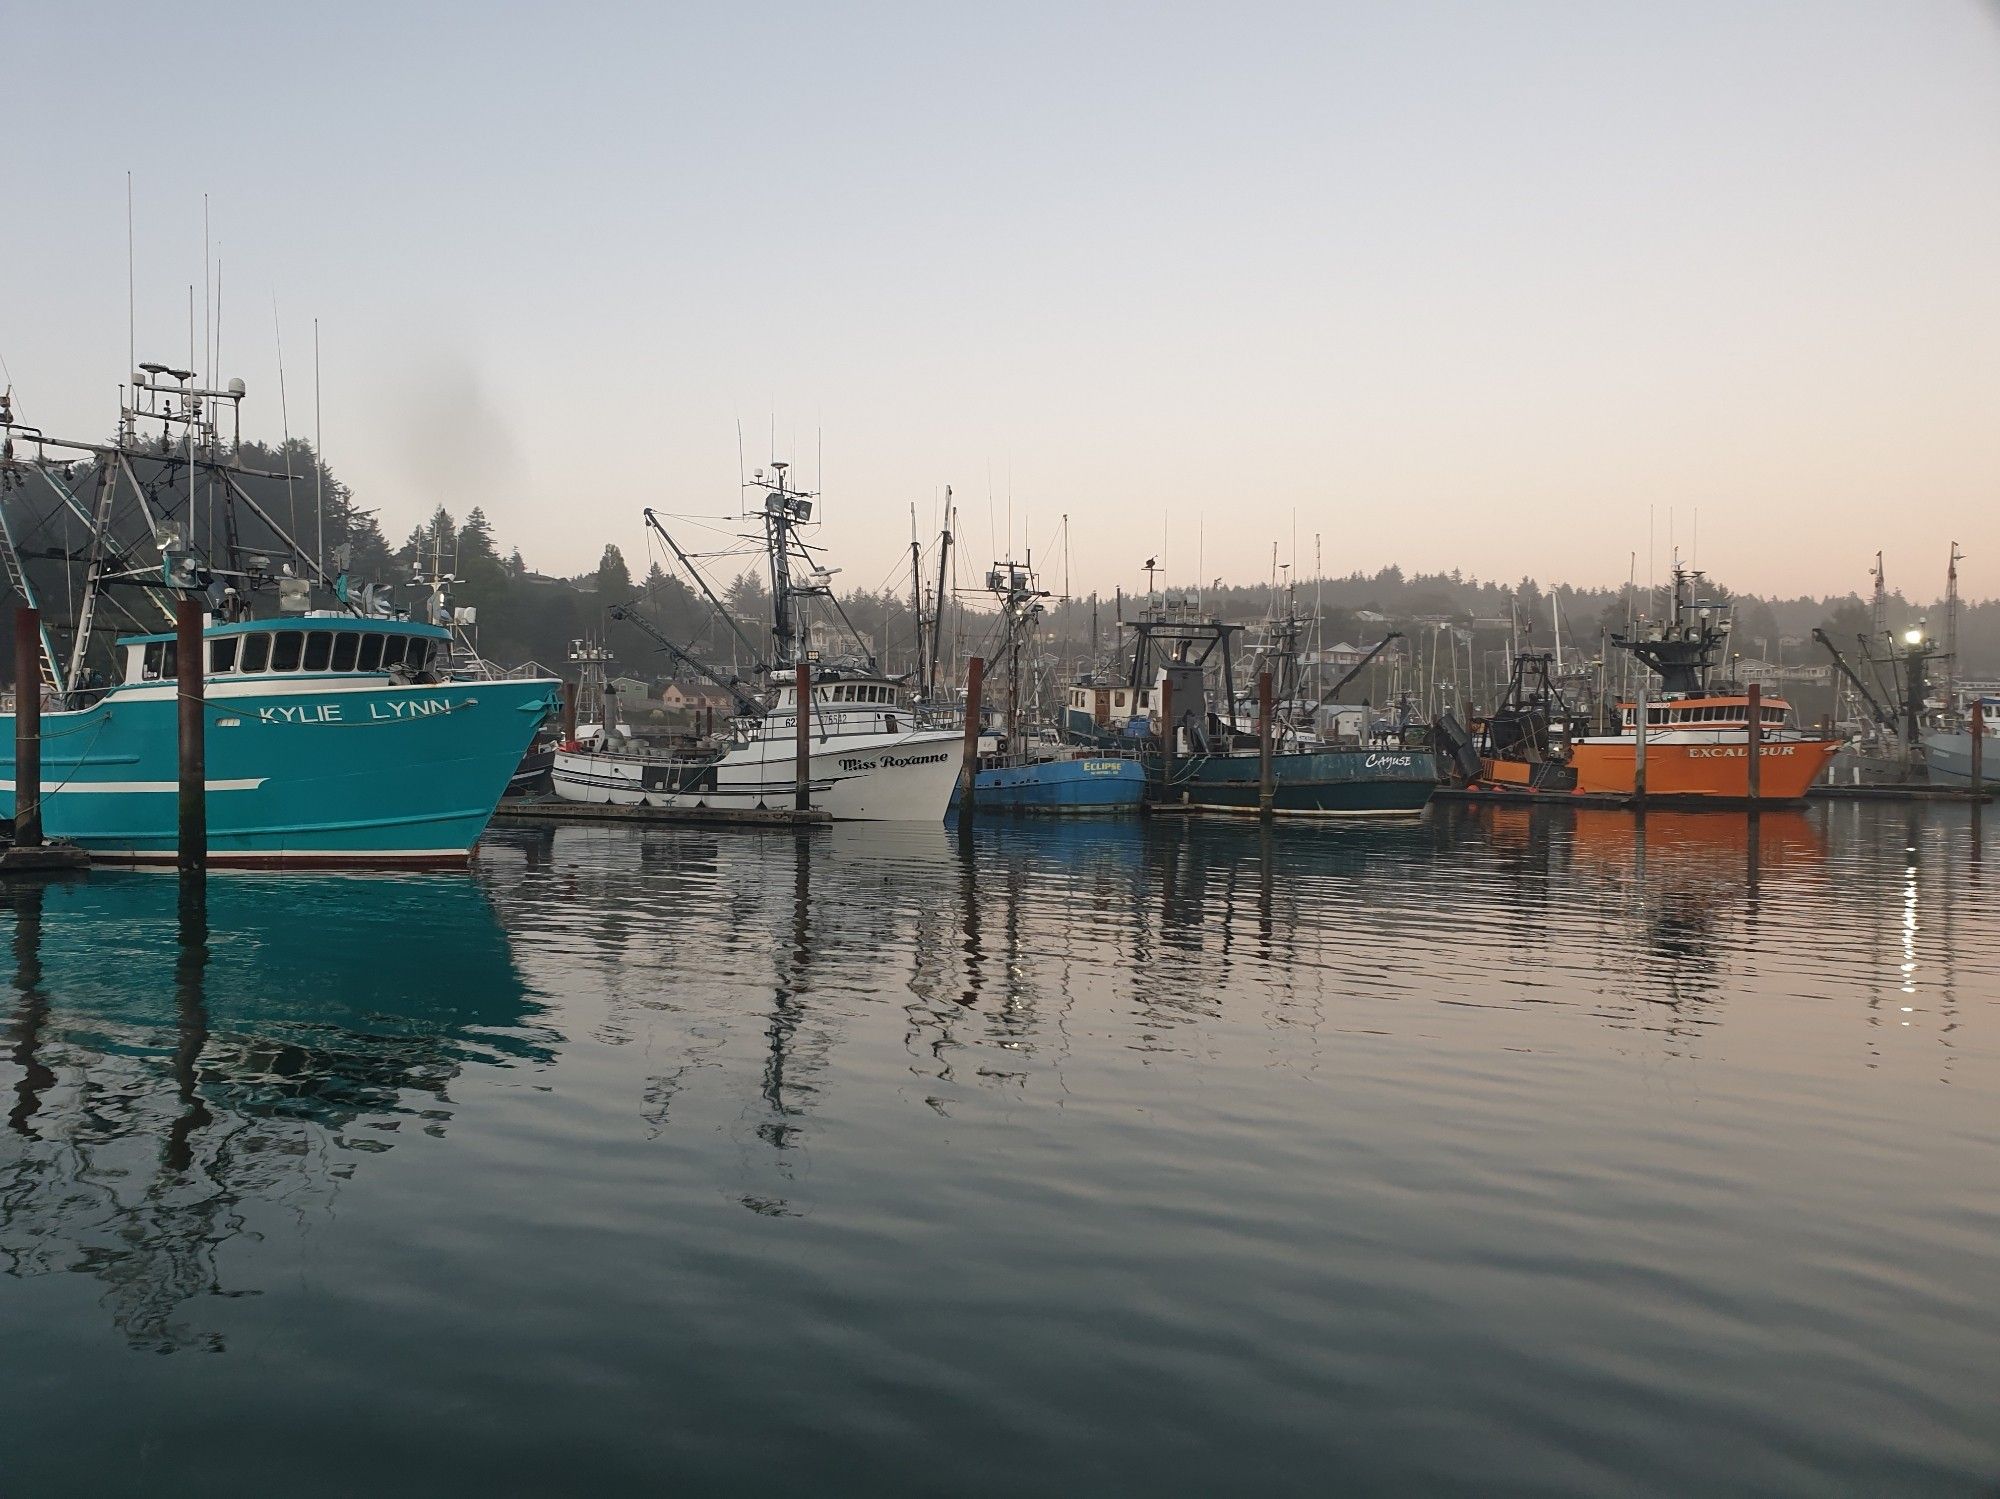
[954,557,1146,817]
[964,753,1148,814]
[0,366,558,866]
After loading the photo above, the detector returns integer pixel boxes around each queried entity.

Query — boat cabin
[766,672,915,736]
[117,616,452,688]
[1616,695,1792,730]
[1066,682,1155,728]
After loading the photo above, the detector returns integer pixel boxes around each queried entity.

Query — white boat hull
[552,729,962,822]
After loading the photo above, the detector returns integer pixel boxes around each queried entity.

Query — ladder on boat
[0,485,69,704]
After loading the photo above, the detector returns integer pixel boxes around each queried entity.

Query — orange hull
[1568,738,1839,801]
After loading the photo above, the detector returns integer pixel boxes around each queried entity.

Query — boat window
[331,633,360,672]
[271,632,304,672]
[142,640,173,680]
[885,713,899,733]
[210,637,238,674]
[240,632,271,673]
[406,639,431,673]
[303,633,333,672]
[358,634,384,671]
[380,635,408,668]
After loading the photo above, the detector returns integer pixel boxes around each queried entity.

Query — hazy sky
[5,2,1997,603]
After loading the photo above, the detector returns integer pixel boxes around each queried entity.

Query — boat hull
[1568,736,1840,802]
[1,676,561,866]
[1922,732,1988,787]
[962,756,1147,815]
[552,730,962,821]
[1154,748,1436,817]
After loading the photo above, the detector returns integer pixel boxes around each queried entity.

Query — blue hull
[2,677,560,865]
[959,756,1147,815]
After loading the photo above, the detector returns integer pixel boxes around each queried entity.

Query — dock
[0,842,91,875]
[490,798,831,829]
[1433,782,1993,809]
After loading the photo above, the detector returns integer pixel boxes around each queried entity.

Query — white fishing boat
[551,462,961,821]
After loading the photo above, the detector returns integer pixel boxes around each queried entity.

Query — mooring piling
[13,607,42,849]
[1746,681,1763,807]
[176,596,206,873]
[795,661,812,812]
[1258,670,1275,819]
[958,656,984,827]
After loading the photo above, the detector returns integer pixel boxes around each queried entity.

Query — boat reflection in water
[0,874,546,1352]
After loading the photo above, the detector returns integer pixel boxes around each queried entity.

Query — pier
[491,798,830,829]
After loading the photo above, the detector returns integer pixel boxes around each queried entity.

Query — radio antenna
[313,318,325,565]
[274,298,299,538]
[126,172,135,382]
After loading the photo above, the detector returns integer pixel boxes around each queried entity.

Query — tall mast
[927,488,952,700]
[1945,541,1962,705]
[908,504,925,687]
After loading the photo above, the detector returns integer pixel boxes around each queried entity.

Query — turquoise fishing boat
[0,364,558,866]
[1,616,558,866]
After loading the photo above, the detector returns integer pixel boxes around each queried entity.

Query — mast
[908,504,926,687]
[927,489,952,701]
[1945,541,1962,707]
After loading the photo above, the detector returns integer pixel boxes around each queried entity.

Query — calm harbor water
[3,803,1996,1495]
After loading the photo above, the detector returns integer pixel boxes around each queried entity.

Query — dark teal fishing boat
[1067,604,1436,818]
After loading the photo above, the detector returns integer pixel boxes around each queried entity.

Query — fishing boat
[549,463,961,821]
[0,371,558,865]
[1565,566,1840,802]
[1455,651,1588,794]
[1067,596,1436,817]
[956,557,1145,816]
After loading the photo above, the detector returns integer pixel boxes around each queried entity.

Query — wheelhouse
[116,616,453,688]
[1616,696,1793,730]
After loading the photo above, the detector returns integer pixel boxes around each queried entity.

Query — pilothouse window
[331,633,360,672]
[358,635,384,671]
[271,633,303,672]
[210,638,237,674]
[240,633,271,673]
[303,633,333,672]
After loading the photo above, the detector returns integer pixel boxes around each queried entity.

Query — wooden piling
[958,656,984,826]
[1257,669,1275,819]
[13,606,42,848]
[1746,681,1763,806]
[176,595,206,872]
[1633,679,1648,805]
[795,661,812,812]
[1160,674,1176,791]
[1973,699,1985,795]
[561,680,577,742]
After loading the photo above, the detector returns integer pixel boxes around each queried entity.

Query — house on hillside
[659,681,740,714]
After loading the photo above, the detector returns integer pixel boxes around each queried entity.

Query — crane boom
[1811,627,1896,732]
[608,600,765,717]
[642,507,767,674]
[1318,632,1402,705]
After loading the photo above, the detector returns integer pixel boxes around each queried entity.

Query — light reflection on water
[1,803,1996,1495]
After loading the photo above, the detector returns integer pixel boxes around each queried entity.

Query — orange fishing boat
[1571,566,1839,802]
[1462,566,1840,804]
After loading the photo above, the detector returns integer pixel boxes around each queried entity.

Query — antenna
[274,298,299,539]
[313,318,325,566]
[203,194,211,389]
[126,172,135,385]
